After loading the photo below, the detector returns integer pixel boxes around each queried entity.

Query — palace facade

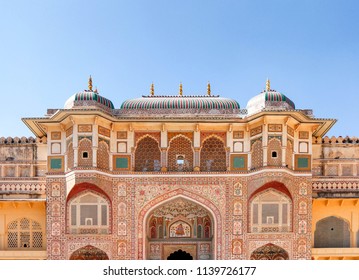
[0,78,358,260]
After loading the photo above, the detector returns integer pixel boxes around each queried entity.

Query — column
[92,124,98,167]
[263,124,268,166]
[161,148,167,172]
[160,129,168,171]
[128,130,134,171]
[193,130,200,171]
[245,128,251,170]
[282,124,288,167]
[73,125,78,167]
[109,129,116,171]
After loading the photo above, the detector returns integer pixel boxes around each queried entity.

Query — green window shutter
[116,157,129,169]
[51,158,62,169]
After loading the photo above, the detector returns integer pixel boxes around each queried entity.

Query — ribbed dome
[119,95,240,115]
[246,89,295,116]
[64,91,114,111]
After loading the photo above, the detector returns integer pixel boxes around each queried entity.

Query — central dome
[119,95,240,115]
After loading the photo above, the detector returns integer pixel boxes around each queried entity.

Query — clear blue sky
[1,0,358,137]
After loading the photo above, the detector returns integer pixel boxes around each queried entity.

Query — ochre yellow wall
[0,201,46,259]
[312,198,359,260]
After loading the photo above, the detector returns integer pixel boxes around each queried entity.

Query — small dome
[64,91,114,111]
[246,84,295,115]
[119,95,240,115]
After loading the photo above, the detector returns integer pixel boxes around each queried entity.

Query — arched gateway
[250,243,289,260]
[142,194,218,260]
[70,245,109,260]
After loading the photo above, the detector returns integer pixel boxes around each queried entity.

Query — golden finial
[266,78,270,92]
[179,82,183,96]
[88,75,93,91]
[207,82,211,96]
[150,83,154,96]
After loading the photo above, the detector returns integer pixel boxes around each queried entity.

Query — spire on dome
[266,78,270,92]
[150,83,154,96]
[179,83,183,96]
[207,82,211,96]
[88,75,93,92]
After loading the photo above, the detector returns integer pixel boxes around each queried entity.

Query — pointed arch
[249,181,292,233]
[267,138,282,166]
[7,217,43,249]
[69,245,109,260]
[200,136,226,171]
[67,141,74,170]
[314,216,351,248]
[140,190,222,260]
[286,139,293,169]
[78,138,93,167]
[167,135,194,171]
[135,136,161,172]
[250,243,289,260]
[251,139,263,169]
[97,140,110,170]
[66,183,112,235]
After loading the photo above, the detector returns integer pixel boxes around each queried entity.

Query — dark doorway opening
[167,249,193,260]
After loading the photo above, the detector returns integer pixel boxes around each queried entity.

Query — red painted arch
[249,181,292,201]
[66,182,111,203]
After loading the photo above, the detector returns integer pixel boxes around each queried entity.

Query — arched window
[7,218,43,249]
[250,189,291,233]
[251,139,263,169]
[286,139,293,169]
[168,136,193,171]
[97,140,110,170]
[78,138,93,167]
[69,192,109,234]
[267,138,282,166]
[200,137,226,171]
[67,142,74,170]
[135,136,161,172]
[314,216,350,248]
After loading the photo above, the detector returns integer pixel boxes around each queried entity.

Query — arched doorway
[70,245,109,260]
[145,196,215,260]
[167,249,193,260]
[250,243,289,260]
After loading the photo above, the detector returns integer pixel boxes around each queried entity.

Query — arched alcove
[144,196,215,260]
[314,216,350,248]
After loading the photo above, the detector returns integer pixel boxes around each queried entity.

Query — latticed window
[251,190,291,233]
[67,142,74,170]
[69,192,109,234]
[135,136,161,172]
[286,139,293,169]
[200,137,226,171]
[97,140,110,170]
[267,138,282,166]
[7,218,43,249]
[251,140,263,169]
[78,138,93,167]
[168,136,193,171]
